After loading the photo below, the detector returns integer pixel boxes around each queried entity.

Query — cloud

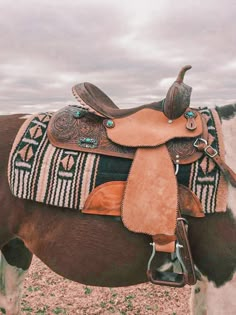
[0,0,235,114]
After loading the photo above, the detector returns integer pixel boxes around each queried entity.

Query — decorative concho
[104,119,115,128]
[78,137,98,148]
[72,108,88,119]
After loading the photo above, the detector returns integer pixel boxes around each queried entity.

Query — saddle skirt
[47,105,205,164]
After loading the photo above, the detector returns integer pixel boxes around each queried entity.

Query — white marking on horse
[191,274,236,315]
[0,252,27,315]
[222,117,236,217]
[191,113,236,315]
[190,278,208,315]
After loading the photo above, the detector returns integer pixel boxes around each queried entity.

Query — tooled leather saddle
[47,66,235,287]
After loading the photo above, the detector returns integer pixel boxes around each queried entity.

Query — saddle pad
[106,108,203,147]
[8,113,101,209]
[8,112,133,210]
[8,109,227,214]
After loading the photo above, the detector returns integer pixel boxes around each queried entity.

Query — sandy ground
[16,256,192,315]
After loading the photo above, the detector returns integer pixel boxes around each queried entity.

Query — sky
[0,0,235,114]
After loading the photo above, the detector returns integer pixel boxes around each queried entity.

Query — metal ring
[147,242,156,271]
[177,217,189,225]
[193,138,207,148]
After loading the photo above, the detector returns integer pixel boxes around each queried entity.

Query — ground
[16,256,191,314]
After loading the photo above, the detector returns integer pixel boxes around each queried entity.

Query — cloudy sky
[0,0,235,114]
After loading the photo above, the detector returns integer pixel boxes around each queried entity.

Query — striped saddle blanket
[8,108,227,213]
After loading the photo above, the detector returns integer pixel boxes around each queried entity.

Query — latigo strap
[194,138,236,187]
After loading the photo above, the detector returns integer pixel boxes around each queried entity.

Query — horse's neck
[221,106,236,217]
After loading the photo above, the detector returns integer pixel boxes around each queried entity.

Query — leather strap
[195,140,236,187]
[176,214,197,285]
[209,152,236,187]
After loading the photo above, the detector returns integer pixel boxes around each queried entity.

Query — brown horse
[0,104,235,315]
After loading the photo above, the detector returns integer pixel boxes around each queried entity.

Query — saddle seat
[72,65,192,120]
[72,82,163,118]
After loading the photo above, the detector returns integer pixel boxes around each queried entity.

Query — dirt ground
[17,256,191,315]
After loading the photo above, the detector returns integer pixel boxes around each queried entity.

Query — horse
[0,87,235,314]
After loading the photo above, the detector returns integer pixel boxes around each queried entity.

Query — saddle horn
[163,65,192,120]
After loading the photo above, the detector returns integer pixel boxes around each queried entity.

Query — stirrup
[146,242,187,287]
[146,217,197,287]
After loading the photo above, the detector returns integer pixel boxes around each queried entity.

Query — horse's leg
[191,274,236,315]
[0,239,32,315]
[189,211,236,315]
[204,274,236,314]
[0,114,33,314]
[190,277,208,315]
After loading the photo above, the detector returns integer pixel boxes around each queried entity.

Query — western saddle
[47,65,236,287]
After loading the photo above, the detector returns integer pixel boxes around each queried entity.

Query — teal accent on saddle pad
[8,109,227,213]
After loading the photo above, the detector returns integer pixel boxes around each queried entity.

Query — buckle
[204,145,218,158]
[193,138,218,158]
[193,138,207,148]
[177,217,188,225]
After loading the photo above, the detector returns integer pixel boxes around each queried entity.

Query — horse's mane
[216,103,236,120]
